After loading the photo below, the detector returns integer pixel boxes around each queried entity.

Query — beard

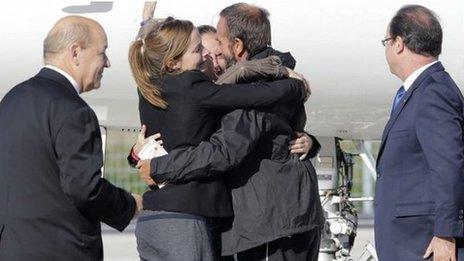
[224,55,236,69]
[223,46,237,69]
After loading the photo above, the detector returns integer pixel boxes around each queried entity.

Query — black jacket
[150,49,324,254]
[138,70,305,218]
[150,109,324,254]
[0,68,136,261]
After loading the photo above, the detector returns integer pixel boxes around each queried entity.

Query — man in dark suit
[375,5,464,260]
[0,16,142,261]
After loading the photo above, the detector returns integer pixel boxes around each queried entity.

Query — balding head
[388,5,442,57]
[43,15,110,93]
[43,16,104,62]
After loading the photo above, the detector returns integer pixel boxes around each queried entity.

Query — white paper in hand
[138,138,167,160]
[137,138,168,188]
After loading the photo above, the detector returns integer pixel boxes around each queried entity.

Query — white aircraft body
[2,1,463,260]
[1,0,463,140]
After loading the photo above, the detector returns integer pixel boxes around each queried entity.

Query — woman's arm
[216,56,287,85]
[135,110,271,185]
[194,77,308,111]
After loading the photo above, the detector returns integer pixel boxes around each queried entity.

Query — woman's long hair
[129,17,194,108]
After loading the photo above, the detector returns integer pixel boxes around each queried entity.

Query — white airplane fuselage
[1,0,463,140]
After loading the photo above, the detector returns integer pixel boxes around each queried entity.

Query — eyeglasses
[381,37,394,46]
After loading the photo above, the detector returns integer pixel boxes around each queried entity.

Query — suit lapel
[377,62,444,168]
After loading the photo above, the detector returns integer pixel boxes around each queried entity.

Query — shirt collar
[44,65,81,94]
[403,60,438,91]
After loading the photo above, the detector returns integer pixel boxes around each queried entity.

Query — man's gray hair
[43,22,92,61]
[220,3,271,58]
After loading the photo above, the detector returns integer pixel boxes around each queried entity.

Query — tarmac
[102,220,375,260]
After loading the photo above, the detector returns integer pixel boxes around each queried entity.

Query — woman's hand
[289,132,313,160]
[133,125,163,155]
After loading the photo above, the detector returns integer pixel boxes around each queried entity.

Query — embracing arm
[216,56,286,85]
[195,77,307,111]
[149,110,270,184]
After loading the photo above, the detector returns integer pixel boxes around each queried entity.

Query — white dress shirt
[403,60,438,91]
[44,65,81,94]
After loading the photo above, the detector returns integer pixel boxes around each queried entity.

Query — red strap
[131,145,140,161]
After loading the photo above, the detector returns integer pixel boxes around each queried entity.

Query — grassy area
[103,129,148,194]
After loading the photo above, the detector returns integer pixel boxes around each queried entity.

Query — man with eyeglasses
[375,5,464,261]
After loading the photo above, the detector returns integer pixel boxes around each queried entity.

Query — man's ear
[165,58,181,72]
[394,36,405,55]
[70,43,81,66]
[232,38,248,60]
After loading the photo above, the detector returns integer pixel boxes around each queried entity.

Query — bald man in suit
[0,16,142,261]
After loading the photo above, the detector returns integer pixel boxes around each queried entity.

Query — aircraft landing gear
[314,138,378,261]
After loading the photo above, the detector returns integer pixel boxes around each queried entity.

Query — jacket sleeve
[194,78,305,111]
[306,134,321,159]
[54,107,136,231]
[215,56,285,85]
[150,110,269,184]
[416,82,464,238]
[292,105,320,159]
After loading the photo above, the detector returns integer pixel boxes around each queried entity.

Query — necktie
[391,86,405,114]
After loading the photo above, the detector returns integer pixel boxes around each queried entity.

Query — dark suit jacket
[0,68,136,261]
[375,62,464,260]
[138,70,305,218]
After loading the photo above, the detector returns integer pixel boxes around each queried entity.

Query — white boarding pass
[138,138,168,188]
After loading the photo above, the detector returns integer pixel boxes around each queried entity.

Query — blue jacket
[375,62,464,260]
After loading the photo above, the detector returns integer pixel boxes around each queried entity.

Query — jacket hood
[250,47,296,69]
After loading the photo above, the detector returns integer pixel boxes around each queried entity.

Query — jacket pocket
[389,129,409,139]
[395,202,435,218]
[0,224,4,240]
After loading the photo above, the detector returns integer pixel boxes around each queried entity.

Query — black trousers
[223,228,321,261]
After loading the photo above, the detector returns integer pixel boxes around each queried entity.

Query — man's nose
[211,54,219,68]
[202,47,211,57]
[215,48,222,57]
[200,49,210,62]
